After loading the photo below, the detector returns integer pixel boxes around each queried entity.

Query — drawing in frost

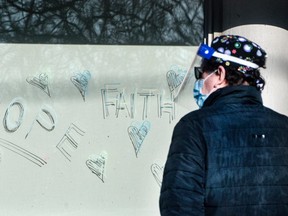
[127,121,151,157]
[56,123,85,161]
[26,73,51,97]
[3,98,25,133]
[101,83,135,119]
[101,84,176,122]
[25,104,57,139]
[0,138,47,167]
[157,91,175,123]
[137,89,158,120]
[166,65,187,98]
[151,163,164,187]
[86,151,107,183]
[2,97,57,139]
[71,70,91,101]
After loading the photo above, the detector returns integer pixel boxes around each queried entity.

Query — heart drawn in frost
[127,121,151,157]
[166,69,185,93]
[86,151,107,183]
[26,73,51,97]
[70,70,91,101]
[151,163,164,187]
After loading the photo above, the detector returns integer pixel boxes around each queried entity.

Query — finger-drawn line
[3,98,25,133]
[138,89,158,120]
[25,105,57,139]
[71,70,91,101]
[116,91,128,118]
[0,138,47,167]
[127,121,151,157]
[36,108,56,131]
[86,151,107,183]
[157,92,175,123]
[26,73,51,97]
[151,163,164,187]
[166,66,186,98]
[56,123,85,162]
[115,89,136,118]
[101,84,136,119]
[101,83,121,119]
[129,93,136,119]
[166,70,184,92]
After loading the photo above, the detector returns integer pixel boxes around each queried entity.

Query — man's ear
[215,65,228,87]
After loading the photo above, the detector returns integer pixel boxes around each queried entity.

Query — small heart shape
[71,71,91,101]
[151,163,164,187]
[86,151,107,183]
[26,73,50,97]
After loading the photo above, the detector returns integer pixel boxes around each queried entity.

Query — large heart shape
[166,69,185,93]
[127,121,150,157]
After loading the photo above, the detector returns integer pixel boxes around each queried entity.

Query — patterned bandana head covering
[210,35,267,73]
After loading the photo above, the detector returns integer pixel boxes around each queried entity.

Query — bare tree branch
[0,0,203,45]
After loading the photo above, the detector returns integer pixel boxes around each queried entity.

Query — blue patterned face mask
[193,71,216,108]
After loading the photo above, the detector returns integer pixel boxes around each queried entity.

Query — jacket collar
[203,85,263,108]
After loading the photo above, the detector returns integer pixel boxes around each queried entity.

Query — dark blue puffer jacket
[160,85,288,216]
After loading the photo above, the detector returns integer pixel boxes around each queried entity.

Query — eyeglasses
[194,67,218,80]
[194,67,203,80]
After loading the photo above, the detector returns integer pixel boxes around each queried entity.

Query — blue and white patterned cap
[211,35,267,73]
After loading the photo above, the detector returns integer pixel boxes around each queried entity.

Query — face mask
[193,71,216,108]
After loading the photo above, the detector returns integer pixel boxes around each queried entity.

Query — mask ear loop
[200,69,218,94]
[203,69,218,81]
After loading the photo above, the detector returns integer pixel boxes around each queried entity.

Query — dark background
[0,0,204,45]
[204,0,288,38]
[1,0,287,45]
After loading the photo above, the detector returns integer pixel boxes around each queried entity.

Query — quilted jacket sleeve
[159,117,206,216]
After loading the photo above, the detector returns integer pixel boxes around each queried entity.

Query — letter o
[3,98,25,133]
